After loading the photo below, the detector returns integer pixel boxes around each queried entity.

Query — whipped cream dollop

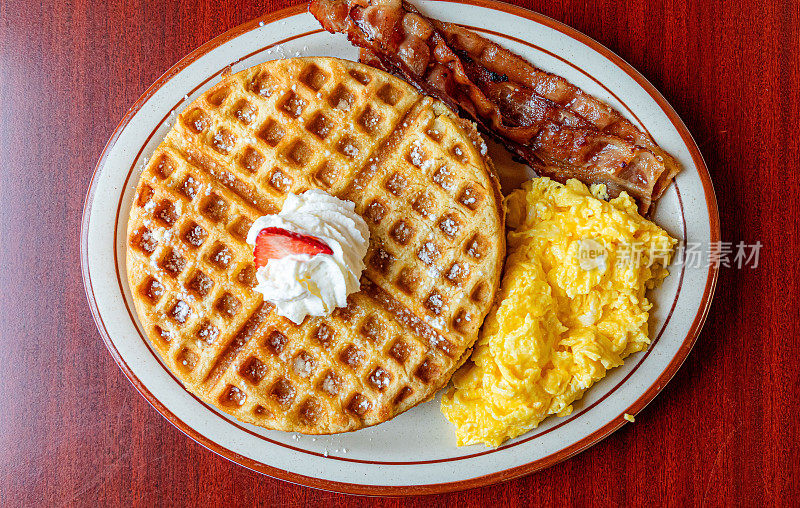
[246,189,370,324]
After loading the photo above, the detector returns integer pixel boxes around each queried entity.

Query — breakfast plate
[81,0,719,494]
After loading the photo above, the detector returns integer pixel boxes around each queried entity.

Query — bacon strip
[310,0,681,214]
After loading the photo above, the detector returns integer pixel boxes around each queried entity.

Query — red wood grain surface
[0,0,796,505]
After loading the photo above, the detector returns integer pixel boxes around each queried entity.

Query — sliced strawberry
[253,227,333,267]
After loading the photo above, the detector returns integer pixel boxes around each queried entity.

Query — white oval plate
[81,0,719,495]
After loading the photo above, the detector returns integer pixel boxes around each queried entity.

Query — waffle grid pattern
[127,58,504,433]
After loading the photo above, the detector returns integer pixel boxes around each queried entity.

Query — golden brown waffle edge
[126,57,505,434]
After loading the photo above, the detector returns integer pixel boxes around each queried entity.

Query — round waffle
[126,57,504,434]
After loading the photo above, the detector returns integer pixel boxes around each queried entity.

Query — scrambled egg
[441,178,677,447]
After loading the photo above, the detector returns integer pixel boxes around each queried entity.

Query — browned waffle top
[126,57,505,434]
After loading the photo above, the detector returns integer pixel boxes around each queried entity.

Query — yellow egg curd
[441,178,678,447]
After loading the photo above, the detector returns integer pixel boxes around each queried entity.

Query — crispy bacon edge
[309,0,682,214]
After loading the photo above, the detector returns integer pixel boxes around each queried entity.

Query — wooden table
[1,0,795,504]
